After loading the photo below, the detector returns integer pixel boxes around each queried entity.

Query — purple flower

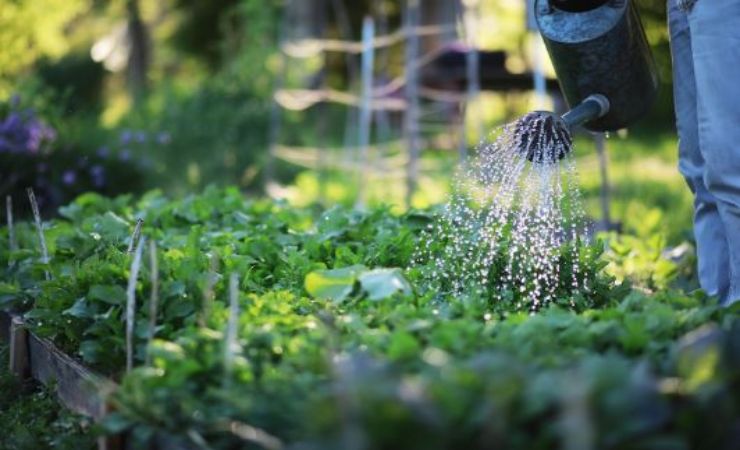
[119,149,132,161]
[0,106,56,154]
[62,170,77,185]
[28,122,55,153]
[96,146,110,159]
[26,125,44,153]
[0,113,22,133]
[135,131,147,144]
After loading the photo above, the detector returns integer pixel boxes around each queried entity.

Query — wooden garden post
[265,2,290,191]
[330,0,361,159]
[316,0,329,203]
[372,0,393,202]
[595,133,613,227]
[464,0,482,160]
[404,0,422,209]
[454,0,482,162]
[356,16,376,208]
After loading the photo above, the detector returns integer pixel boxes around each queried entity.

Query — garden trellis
[266,0,616,223]
[266,0,480,207]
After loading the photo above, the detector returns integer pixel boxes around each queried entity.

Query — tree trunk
[126,0,150,105]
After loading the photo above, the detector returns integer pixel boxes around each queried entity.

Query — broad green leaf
[86,212,131,242]
[164,299,196,321]
[63,298,95,318]
[304,265,366,302]
[87,284,127,305]
[358,268,412,300]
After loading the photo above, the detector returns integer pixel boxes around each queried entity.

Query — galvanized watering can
[534,0,659,132]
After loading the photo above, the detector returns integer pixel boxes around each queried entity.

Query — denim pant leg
[688,0,740,305]
[668,0,730,299]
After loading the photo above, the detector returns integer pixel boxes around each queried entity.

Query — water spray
[417,0,659,309]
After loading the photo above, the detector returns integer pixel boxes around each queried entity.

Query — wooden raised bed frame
[1,310,122,450]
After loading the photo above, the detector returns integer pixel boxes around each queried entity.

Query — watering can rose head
[513,111,573,164]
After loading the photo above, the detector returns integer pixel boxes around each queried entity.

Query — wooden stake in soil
[26,188,50,280]
[227,421,284,450]
[127,218,144,254]
[9,316,30,379]
[223,273,240,387]
[145,240,159,366]
[6,195,17,262]
[126,237,145,373]
[464,0,482,145]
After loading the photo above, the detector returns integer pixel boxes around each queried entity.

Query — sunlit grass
[573,131,691,242]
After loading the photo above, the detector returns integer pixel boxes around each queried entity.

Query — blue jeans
[669,0,740,305]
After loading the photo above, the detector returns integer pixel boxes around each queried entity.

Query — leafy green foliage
[1,187,738,449]
[0,187,425,373]
[105,291,740,450]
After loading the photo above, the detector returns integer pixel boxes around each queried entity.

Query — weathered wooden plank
[28,333,116,420]
[9,315,30,379]
[1,311,191,449]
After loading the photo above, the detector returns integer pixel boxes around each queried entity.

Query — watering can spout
[561,94,610,130]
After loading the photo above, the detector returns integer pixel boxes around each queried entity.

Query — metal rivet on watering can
[535,0,658,132]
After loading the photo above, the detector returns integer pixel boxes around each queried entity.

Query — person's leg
[668,0,730,299]
[688,0,740,305]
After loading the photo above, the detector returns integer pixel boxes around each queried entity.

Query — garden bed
[0,310,190,450]
[2,187,739,449]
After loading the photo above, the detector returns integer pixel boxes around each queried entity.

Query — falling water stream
[416,113,591,312]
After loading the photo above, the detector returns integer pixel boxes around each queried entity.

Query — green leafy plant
[1,187,738,450]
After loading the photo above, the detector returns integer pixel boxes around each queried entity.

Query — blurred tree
[0,0,88,96]
[170,0,243,66]
[36,53,106,115]
[126,0,150,103]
